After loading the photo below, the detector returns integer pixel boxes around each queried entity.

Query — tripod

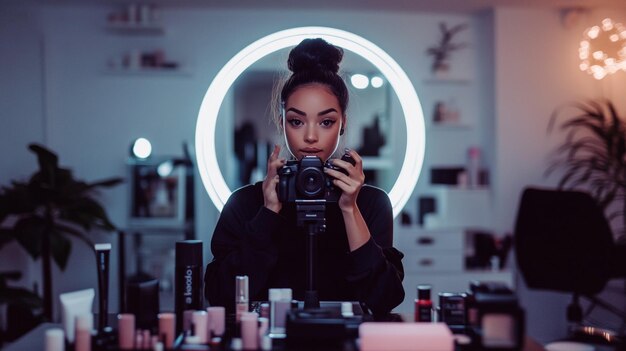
[296,199,327,309]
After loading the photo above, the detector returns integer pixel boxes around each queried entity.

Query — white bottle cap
[231,337,243,350]
[341,302,354,317]
[280,288,292,301]
[45,328,65,351]
[268,288,282,302]
[153,341,164,351]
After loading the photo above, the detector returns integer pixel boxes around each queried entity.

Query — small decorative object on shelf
[107,48,181,73]
[432,99,460,125]
[426,22,468,77]
[106,3,162,32]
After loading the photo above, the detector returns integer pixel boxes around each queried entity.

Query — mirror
[214,48,406,193]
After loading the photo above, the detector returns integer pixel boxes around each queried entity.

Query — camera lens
[296,167,324,198]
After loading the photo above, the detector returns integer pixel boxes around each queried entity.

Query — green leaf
[54,222,94,249]
[13,216,46,260]
[87,177,124,189]
[50,230,71,271]
[0,228,15,251]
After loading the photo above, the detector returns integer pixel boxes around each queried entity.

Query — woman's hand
[324,149,365,213]
[263,145,286,213]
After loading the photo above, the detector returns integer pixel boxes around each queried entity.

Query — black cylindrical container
[175,240,203,333]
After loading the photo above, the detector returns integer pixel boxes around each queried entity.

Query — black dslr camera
[277,154,355,203]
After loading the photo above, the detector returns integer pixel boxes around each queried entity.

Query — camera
[277,154,355,203]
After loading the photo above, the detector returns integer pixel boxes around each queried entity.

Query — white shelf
[105,22,165,35]
[431,122,472,130]
[423,77,471,85]
[103,67,191,77]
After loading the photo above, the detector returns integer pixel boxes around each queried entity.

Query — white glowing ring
[196,26,425,218]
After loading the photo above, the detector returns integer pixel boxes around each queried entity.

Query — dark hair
[279,38,349,115]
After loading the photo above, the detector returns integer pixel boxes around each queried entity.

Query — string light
[580,18,626,80]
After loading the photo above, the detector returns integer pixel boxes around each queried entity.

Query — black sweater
[204,182,405,315]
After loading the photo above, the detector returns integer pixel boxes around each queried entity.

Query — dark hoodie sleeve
[204,186,286,310]
[345,187,405,315]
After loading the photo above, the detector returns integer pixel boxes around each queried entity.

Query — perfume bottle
[415,284,433,322]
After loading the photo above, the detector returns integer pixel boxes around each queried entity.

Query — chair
[514,187,626,344]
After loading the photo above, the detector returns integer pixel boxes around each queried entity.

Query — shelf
[431,122,472,129]
[423,77,471,85]
[105,22,165,35]
[103,67,191,77]
[361,156,393,170]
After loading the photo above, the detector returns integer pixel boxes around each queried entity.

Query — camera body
[277,154,355,203]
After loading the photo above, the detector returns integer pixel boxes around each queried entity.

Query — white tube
[60,289,95,343]
[45,328,65,351]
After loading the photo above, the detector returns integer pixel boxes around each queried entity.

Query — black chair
[514,187,626,344]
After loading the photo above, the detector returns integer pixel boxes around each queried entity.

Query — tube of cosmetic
[158,312,175,349]
[175,240,203,333]
[75,313,93,351]
[45,328,65,351]
[235,276,249,323]
[117,313,135,350]
[94,243,111,332]
[60,288,95,343]
[207,306,225,337]
[192,310,209,343]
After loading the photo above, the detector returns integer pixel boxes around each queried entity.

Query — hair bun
[288,38,343,74]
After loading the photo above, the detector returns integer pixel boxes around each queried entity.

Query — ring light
[196,26,425,218]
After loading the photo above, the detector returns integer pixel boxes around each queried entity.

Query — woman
[204,38,404,315]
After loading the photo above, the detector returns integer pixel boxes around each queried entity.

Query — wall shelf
[105,23,165,35]
[103,67,191,77]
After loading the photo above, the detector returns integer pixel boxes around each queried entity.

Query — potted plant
[547,99,626,242]
[0,143,122,321]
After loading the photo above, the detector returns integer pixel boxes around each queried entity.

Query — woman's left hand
[324,149,364,212]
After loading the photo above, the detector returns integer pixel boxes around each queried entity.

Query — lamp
[579,18,626,80]
[195,26,425,217]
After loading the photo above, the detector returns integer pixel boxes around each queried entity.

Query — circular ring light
[196,26,426,218]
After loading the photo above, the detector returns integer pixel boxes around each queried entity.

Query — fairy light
[579,18,626,79]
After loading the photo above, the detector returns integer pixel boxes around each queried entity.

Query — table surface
[5,322,547,351]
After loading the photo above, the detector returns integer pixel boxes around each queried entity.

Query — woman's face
[283,83,345,161]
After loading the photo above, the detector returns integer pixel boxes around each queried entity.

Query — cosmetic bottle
[415,284,433,322]
[240,312,258,350]
[235,276,249,323]
[75,313,93,351]
[207,306,225,337]
[269,288,291,338]
[175,240,203,333]
[45,328,65,351]
[157,312,175,349]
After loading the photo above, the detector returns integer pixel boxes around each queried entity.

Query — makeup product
[75,314,93,351]
[259,303,270,319]
[135,331,143,350]
[175,240,203,333]
[269,288,291,338]
[45,328,65,351]
[258,317,270,351]
[183,310,194,334]
[438,292,466,327]
[143,329,151,349]
[359,322,454,351]
[415,285,433,322]
[240,312,258,350]
[341,302,354,318]
[117,313,135,350]
[94,243,111,332]
[207,306,225,337]
[126,278,159,330]
[158,312,175,349]
[60,288,95,343]
[192,310,209,343]
[235,275,249,322]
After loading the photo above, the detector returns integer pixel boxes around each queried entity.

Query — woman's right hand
[263,145,285,213]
